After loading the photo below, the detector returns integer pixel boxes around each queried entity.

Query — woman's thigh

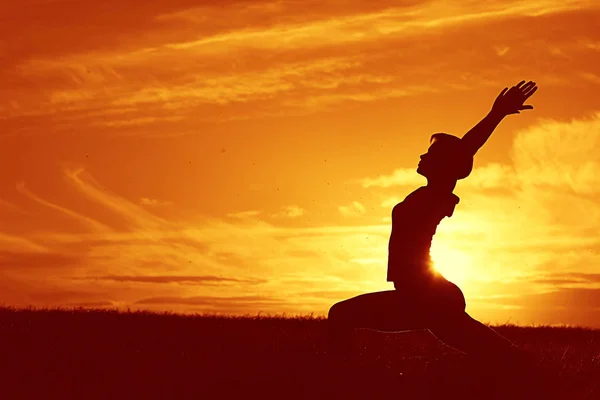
[394,277,466,315]
[428,278,466,313]
[328,290,428,332]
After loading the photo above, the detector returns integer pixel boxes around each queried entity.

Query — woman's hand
[491,80,538,116]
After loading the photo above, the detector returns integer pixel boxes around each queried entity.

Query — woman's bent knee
[441,280,466,312]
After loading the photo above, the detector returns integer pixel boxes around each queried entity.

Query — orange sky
[2,0,600,327]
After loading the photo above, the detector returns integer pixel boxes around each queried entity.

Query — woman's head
[417,133,473,181]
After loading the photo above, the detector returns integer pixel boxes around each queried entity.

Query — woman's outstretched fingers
[524,85,538,98]
[521,81,535,92]
[523,81,536,92]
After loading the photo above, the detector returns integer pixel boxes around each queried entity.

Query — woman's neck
[425,178,457,193]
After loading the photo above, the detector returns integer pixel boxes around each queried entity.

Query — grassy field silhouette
[0,307,597,400]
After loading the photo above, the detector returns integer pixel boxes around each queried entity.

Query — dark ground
[0,307,598,400]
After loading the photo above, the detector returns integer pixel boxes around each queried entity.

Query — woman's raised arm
[461,80,538,156]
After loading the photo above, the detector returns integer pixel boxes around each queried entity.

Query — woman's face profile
[417,142,455,180]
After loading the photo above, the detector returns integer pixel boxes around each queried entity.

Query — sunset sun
[430,242,472,287]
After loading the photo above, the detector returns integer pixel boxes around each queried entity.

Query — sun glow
[430,242,472,287]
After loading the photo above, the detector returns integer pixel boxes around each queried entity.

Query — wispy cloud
[85,275,267,285]
[360,163,517,190]
[338,201,366,217]
[63,168,170,230]
[533,272,600,286]
[139,197,173,207]
[226,210,262,219]
[0,232,48,253]
[97,116,185,127]
[4,0,598,130]
[17,182,110,232]
[580,72,600,85]
[512,112,600,194]
[494,45,510,56]
[0,251,82,271]
[270,205,305,218]
[360,168,423,188]
[0,197,27,214]
[158,0,596,53]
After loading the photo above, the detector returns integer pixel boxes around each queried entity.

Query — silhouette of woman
[328,81,538,361]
